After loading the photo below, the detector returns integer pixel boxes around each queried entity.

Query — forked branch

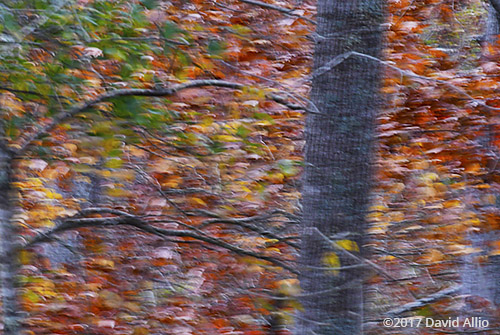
[22,209,297,274]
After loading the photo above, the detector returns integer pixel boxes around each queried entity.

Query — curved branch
[22,212,297,273]
[16,80,313,155]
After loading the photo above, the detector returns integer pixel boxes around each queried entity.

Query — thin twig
[238,0,316,24]
[386,285,462,316]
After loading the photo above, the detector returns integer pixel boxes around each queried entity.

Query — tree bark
[0,146,21,335]
[486,0,500,43]
[296,1,384,334]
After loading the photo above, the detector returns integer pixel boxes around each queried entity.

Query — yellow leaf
[23,290,40,304]
[443,200,461,208]
[201,117,214,126]
[322,252,340,275]
[335,239,360,252]
[105,188,132,197]
[421,172,439,184]
[265,238,279,245]
[45,190,62,199]
[19,250,32,265]
[265,172,284,183]
[213,135,240,142]
[465,218,481,226]
[190,197,207,206]
[369,205,387,211]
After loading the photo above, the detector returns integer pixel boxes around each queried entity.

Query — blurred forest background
[0,0,499,334]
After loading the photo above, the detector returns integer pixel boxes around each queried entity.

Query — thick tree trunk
[0,147,20,335]
[296,1,384,334]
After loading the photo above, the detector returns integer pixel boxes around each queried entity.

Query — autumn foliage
[1,0,313,334]
[1,0,500,334]
[368,0,500,333]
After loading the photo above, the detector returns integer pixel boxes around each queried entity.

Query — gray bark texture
[296,1,384,334]
[0,146,21,335]
[486,0,500,43]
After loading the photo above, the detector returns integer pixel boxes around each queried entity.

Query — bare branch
[15,80,313,155]
[308,51,500,112]
[0,86,68,100]
[200,217,299,248]
[386,285,462,316]
[22,212,297,273]
[238,0,316,24]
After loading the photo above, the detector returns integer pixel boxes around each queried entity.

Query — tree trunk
[0,146,21,335]
[296,1,384,334]
[486,0,500,43]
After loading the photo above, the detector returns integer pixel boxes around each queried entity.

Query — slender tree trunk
[486,0,500,43]
[0,146,20,335]
[296,1,384,334]
[460,0,500,315]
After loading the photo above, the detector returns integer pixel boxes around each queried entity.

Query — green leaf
[277,159,300,177]
[105,158,123,169]
[105,47,128,61]
[207,39,226,58]
[141,0,158,9]
[253,112,275,123]
[208,141,226,154]
[236,125,251,138]
[23,290,40,304]
[108,149,123,157]
[111,96,143,119]
[161,21,183,39]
